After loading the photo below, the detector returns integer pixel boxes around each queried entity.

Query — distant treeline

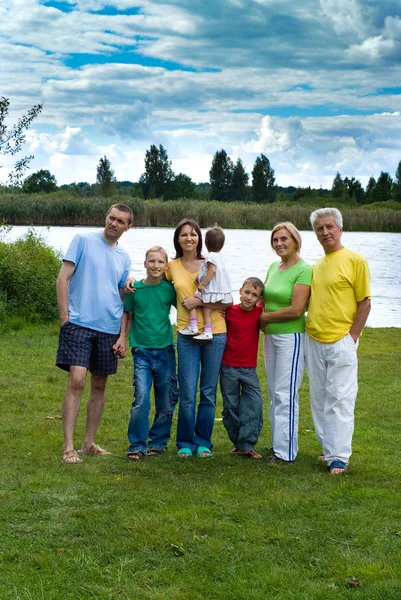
[0,193,400,232]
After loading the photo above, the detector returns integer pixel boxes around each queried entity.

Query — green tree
[331,172,345,198]
[22,169,57,194]
[251,154,276,203]
[140,144,174,199]
[209,149,234,201]
[365,176,376,203]
[370,171,393,203]
[343,176,365,204]
[96,155,116,197]
[166,173,198,200]
[393,160,401,203]
[0,97,43,185]
[231,158,249,202]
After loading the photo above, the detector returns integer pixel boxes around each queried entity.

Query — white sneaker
[193,332,213,341]
[179,325,199,335]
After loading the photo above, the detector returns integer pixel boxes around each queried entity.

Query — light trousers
[305,333,358,466]
[263,333,304,461]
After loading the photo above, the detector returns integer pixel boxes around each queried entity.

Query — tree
[96,155,116,197]
[140,144,174,199]
[0,97,43,185]
[231,159,249,202]
[343,176,365,204]
[209,149,234,201]
[22,169,57,194]
[331,172,345,198]
[165,173,198,200]
[393,160,401,203]
[365,176,376,203]
[369,171,393,203]
[252,154,276,203]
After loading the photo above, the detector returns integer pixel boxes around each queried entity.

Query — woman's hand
[182,296,202,311]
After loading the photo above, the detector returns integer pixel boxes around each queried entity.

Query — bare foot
[62,449,82,464]
[237,450,263,460]
[330,467,345,475]
[317,455,327,464]
[127,451,145,461]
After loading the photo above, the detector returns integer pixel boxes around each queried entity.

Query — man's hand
[113,336,126,358]
[123,278,136,294]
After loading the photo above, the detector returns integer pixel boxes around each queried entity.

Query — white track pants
[263,333,304,461]
[305,333,358,466]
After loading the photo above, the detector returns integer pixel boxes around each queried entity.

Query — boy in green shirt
[117,246,178,459]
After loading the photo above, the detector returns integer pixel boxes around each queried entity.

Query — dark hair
[173,219,203,259]
[241,277,264,294]
[205,227,225,252]
[107,203,134,226]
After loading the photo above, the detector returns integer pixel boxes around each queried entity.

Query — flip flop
[237,450,263,460]
[79,444,111,456]
[196,446,213,458]
[178,448,193,458]
[62,449,82,464]
[147,448,166,456]
[127,451,145,461]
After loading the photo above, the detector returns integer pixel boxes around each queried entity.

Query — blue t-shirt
[65,231,131,334]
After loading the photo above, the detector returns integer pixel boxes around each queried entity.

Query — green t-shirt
[124,280,176,348]
[263,259,312,334]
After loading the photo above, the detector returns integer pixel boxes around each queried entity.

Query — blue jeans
[127,345,179,453]
[176,333,227,452]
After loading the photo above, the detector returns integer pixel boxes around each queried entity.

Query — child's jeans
[220,365,263,451]
[127,345,179,453]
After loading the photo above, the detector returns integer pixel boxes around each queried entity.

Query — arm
[123,277,136,294]
[182,295,233,312]
[260,284,311,328]
[113,310,132,358]
[56,261,75,325]
[349,298,371,342]
[197,262,216,293]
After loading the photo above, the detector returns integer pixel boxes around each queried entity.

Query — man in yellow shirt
[305,208,371,474]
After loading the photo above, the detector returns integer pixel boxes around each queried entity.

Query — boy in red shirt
[220,277,264,459]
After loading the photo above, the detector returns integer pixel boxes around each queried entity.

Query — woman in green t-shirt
[260,222,312,462]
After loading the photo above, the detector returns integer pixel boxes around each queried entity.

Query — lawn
[0,325,400,599]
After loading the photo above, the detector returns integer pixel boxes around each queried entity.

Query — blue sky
[1,0,401,187]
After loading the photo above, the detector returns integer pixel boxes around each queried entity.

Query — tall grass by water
[1,192,401,231]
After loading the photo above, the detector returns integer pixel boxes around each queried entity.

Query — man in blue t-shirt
[56,204,132,464]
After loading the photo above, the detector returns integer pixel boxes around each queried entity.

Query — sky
[1,0,401,188]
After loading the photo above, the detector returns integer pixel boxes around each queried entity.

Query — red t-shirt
[222,304,263,368]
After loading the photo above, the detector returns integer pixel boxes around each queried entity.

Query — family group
[56,203,371,475]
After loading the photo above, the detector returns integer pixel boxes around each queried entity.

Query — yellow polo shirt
[306,247,370,343]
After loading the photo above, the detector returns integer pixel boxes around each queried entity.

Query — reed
[0,193,400,231]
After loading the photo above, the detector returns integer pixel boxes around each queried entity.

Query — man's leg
[324,334,358,468]
[62,365,87,459]
[82,373,109,451]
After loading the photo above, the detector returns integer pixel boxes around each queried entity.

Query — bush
[0,228,61,327]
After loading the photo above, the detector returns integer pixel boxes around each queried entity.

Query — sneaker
[193,332,213,341]
[179,325,199,335]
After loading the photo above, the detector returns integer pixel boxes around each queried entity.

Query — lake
[5,226,401,328]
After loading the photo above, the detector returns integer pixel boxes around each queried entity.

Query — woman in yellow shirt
[167,219,229,458]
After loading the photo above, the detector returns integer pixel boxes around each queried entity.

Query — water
[5,226,401,327]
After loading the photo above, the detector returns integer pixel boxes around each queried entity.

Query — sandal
[329,460,348,474]
[196,446,213,458]
[178,448,193,458]
[147,448,166,456]
[238,450,262,460]
[127,451,145,461]
[80,444,111,456]
[62,449,82,464]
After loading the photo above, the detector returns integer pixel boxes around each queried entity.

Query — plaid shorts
[56,321,119,375]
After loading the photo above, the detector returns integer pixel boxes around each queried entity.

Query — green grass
[1,325,401,599]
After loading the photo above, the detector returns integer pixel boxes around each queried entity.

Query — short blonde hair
[270,222,302,252]
[145,246,168,263]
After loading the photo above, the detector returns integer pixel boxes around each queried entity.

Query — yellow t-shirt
[167,258,227,334]
[306,247,370,343]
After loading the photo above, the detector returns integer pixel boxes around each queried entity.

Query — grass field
[0,325,400,599]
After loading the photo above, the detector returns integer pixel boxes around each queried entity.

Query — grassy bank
[1,325,401,599]
[1,192,401,231]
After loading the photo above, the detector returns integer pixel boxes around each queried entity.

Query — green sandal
[178,448,193,458]
[196,446,213,458]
